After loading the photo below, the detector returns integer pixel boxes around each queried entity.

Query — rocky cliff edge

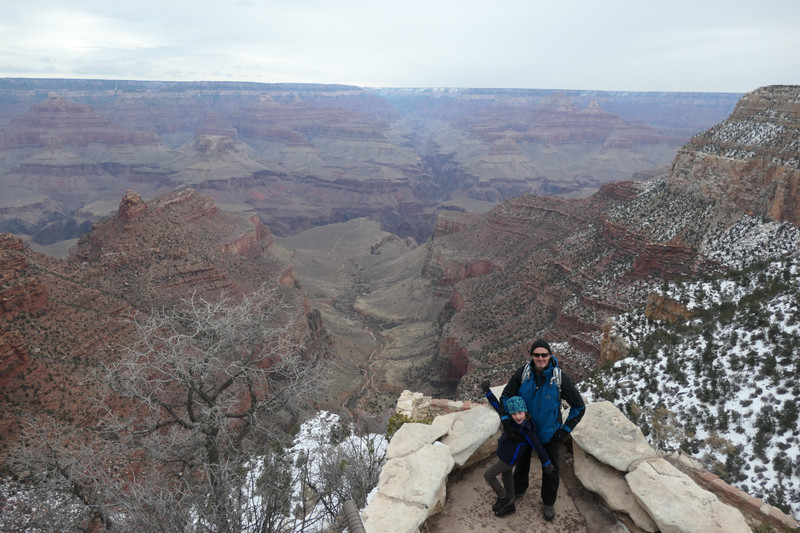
[358,390,800,533]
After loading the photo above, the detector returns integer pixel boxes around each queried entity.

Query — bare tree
[7,285,327,532]
[292,411,388,533]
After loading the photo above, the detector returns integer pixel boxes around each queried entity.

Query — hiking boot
[492,496,513,513]
[543,504,555,521]
[514,488,526,500]
[492,496,511,512]
[494,499,516,517]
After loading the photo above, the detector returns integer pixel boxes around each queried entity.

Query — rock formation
[0,189,328,459]
[419,86,800,390]
[571,401,799,532]
[669,85,800,225]
[598,319,629,367]
[363,391,799,533]
[644,291,692,322]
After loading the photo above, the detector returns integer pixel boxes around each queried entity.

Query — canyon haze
[0,79,741,252]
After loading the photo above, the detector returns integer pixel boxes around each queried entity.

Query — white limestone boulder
[396,390,432,420]
[361,494,425,533]
[626,458,751,533]
[362,443,454,533]
[573,444,658,532]
[386,422,449,460]
[571,400,656,471]
[432,405,500,466]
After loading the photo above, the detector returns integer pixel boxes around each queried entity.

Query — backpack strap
[521,361,532,384]
[550,366,562,399]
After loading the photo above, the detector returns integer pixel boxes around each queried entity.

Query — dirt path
[337,261,388,413]
[325,218,364,258]
[353,325,383,411]
[421,444,630,533]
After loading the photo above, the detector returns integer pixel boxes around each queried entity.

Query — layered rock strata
[0,189,326,458]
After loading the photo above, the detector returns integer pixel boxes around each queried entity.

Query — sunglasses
[531,352,550,358]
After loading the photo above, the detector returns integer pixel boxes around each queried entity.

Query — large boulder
[572,401,751,533]
[573,445,658,532]
[571,400,655,471]
[627,458,751,533]
[362,405,498,533]
[432,405,499,466]
[386,422,449,460]
[362,443,454,533]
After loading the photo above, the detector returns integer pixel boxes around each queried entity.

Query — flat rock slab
[626,458,751,533]
[571,400,655,471]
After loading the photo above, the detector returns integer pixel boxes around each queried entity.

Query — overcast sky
[1,0,798,93]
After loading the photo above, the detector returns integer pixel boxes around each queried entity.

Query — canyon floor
[276,217,453,412]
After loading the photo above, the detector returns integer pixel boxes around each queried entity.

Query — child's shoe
[494,497,516,517]
[492,496,509,513]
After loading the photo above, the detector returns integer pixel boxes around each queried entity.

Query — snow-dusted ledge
[359,390,800,533]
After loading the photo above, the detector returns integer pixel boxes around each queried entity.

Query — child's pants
[483,458,514,500]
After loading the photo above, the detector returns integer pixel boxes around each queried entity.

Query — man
[500,339,585,522]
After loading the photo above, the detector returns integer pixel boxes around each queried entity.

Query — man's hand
[542,461,555,474]
[552,428,570,442]
[480,380,491,394]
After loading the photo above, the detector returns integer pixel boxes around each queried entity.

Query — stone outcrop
[421,247,502,285]
[599,319,629,367]
[630,242,699,280]
[435,337,470,385]
[361,392,799,533]
[361,390,499,533]
[219,214,274,259]
[571,401,797,533]
[119,190,148,221]
[670,85,800,226]
[644,291,692,322]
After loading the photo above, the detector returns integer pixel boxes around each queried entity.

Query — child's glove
[542,460,555,474]
[480,380,491,394]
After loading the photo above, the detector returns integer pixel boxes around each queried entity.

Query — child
[481,381,554,517]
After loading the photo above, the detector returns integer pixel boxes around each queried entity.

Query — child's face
[511,411,527,424]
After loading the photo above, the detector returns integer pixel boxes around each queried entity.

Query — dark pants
[512,440,560,505]
[483,458,514,500]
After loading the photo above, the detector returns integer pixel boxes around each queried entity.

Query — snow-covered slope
[580,217,800,519]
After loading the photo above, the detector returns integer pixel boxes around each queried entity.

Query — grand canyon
[0,79,750,410]
[2,79,799,529]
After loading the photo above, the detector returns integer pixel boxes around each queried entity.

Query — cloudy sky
[1,0,798,93]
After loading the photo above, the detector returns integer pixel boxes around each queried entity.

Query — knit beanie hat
[506,396,528,415]
[530,339,552,356]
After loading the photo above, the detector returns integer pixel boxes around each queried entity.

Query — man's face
[531,348,551,373]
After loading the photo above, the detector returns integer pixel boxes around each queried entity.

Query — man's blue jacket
[500,356,585,444]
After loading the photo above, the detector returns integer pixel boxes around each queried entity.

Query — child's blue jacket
[485,390,551,467]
